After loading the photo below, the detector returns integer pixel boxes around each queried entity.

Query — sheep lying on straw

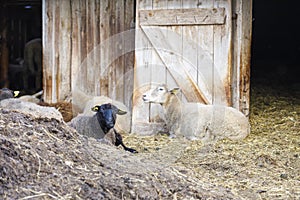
[142,84,250,143]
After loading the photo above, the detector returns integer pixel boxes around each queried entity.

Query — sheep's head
[0,88,19,101]
[142,84,180,104]
[91,103,127,134]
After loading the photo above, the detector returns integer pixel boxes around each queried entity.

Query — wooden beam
[139,8,226,26]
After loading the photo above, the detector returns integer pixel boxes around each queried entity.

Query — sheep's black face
[93,104,116,133]
[91,103,127,134]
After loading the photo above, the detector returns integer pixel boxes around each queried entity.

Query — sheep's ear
[117,109,127,115]
[13,91,20,97]
[169,87,180,94]
[91,106,99,112]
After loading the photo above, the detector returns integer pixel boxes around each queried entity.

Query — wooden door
[132,0,245,135]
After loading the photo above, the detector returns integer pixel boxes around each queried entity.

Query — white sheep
[142,84,250,143]
[18,90,43,103]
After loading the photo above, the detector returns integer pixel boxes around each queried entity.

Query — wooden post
[0,7,9,88]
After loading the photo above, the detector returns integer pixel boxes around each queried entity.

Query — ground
[0,83,299,199]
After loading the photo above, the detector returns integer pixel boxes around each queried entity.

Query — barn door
[132,0,233,135]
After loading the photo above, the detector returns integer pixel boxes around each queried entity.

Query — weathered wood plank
[139,8,226,26]
[99,0,109,96]
[114,0,125,103]
[53,1,61,102]
[58,0,71,100]
[124,0,135,109]
[213,0,232,106]
[165,0,182,92]
[132,0,153,134]
[94,0,101,95]
[108,0,116,100]
[42,0,55,102]
[0,13,9,88]
[149,0,168,123]
[142,26,209,104]
[194,0,214,105]
[232,0,252,116]
[86,0,96,95]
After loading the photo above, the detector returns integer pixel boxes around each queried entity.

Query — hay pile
[0,83,299,199]
[0,108,236,199]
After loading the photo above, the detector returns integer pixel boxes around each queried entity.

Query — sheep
[72,89,131,133]
[0,88,15,101]
[69,103,137,153]
[142,84,250,143]
[23,38,42,93]
[18,90,43,103]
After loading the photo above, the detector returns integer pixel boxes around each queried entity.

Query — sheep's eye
[158,87,164,91]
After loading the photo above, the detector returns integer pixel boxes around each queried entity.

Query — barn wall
[42,0,135,110]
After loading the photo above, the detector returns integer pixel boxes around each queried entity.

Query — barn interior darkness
[0,0,41,91]
[0,1,299,95]
[251,0,300,90]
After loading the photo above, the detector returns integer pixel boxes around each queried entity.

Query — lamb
[142,84,250,143]
[69,103,137,153]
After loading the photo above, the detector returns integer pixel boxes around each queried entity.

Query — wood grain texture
[140,8,225,26]
[43,0,135,109]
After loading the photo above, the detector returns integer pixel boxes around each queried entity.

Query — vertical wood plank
[53,1,61,101]
[149,0,168,123]
[58,0,72,100]
[94,0,101,95]
[124,0,135,109]
[71,0,81,97]
[80,0,87,95]
[181,0,199,101]
[213,0,232,106]
[42,0,55,102]
[108,0,116,100]
[240,0,252,116]
[99,0,109,96]
[132,0,153,133]
[197,0,214,104]
[114,0,125,103]
[232,0,252,116]
[0,8,9,88]
[165,0,182,90]
[86,0,95,95]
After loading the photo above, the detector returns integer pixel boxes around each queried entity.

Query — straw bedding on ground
[1,83,299,199]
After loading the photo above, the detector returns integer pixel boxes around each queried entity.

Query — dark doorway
[0,0,42,93]
[251,0,300,90]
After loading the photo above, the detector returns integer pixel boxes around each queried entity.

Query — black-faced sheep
[142,84,250,143]
[69,103,137,153]
[72,89,131,133]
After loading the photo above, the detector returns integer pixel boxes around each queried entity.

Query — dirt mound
[0,108,236,199]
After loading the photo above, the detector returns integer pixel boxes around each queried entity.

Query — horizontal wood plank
[139,8,225,26]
